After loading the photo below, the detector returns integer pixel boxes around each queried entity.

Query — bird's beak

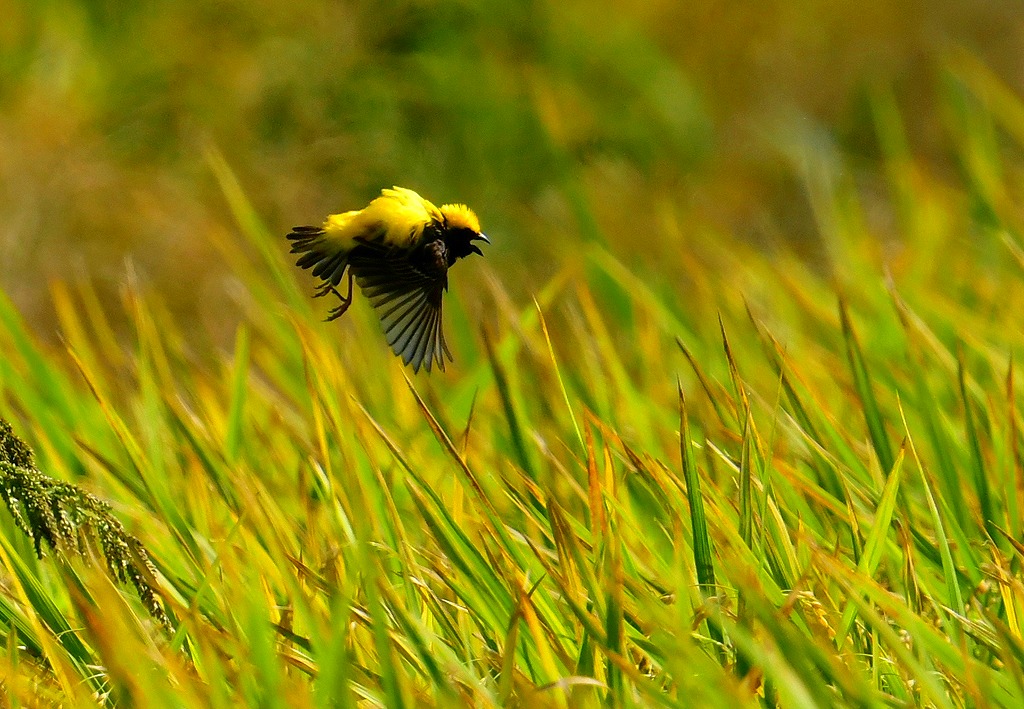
[470,233,489,256]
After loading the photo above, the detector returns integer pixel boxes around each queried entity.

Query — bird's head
[440,203,489,259]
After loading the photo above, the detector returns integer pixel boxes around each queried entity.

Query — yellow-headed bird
[287,187,489,373]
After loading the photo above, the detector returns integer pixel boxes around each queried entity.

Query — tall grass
[3,41,1024,709]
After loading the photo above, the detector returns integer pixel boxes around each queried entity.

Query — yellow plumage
[317,187,482,253]
[437,202,481,234]
[320,186,442,250]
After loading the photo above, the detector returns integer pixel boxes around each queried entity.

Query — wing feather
[409,303,437,372]
[348,239,452,372]
[399,309,435,372]
[430,307,444,372]
[432,305,447,371]
[377,287,429,321]
[386,294,428,352]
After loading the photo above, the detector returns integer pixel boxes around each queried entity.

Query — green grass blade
[840,301,895,473]
[958,346,997,540]
[837,445,905,647]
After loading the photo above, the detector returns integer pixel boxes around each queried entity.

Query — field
[2,1,1024,707]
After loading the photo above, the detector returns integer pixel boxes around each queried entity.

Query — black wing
[348,239,453,373]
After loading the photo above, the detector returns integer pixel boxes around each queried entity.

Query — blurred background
[1,0,1022,352]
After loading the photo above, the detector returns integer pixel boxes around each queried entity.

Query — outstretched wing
[348,239,453,373]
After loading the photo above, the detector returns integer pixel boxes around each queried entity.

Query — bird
[287,186,489,373]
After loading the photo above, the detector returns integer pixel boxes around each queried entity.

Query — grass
[4,5,1024,707]
[5,106,1024,704]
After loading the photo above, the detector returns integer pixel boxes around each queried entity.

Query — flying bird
[287,186,489,372]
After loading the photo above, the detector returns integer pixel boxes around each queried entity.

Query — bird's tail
[287,226,349,287]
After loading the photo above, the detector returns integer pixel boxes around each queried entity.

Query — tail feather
[287,226,349,287]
